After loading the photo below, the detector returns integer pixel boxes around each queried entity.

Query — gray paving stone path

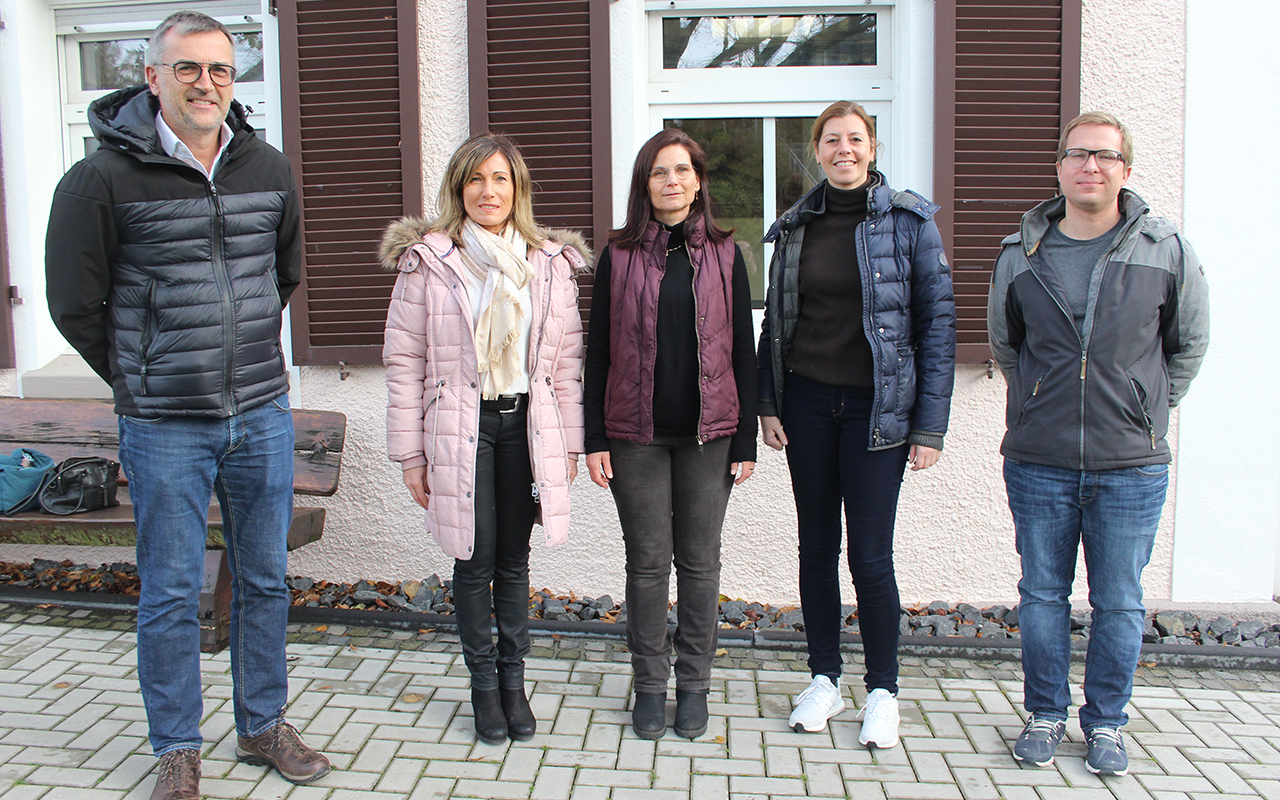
[2,601,1280,799]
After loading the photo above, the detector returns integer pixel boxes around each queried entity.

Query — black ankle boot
[500,687,536,741]
[471,687,508,745]
[674,689,709,739]
[632,692,667,739]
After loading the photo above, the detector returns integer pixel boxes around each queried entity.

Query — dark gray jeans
[608,436,734,693]
[453,407,537,692]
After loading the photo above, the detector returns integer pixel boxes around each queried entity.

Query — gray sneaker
[1012,714,1066,766]
[1084,726,1128,776]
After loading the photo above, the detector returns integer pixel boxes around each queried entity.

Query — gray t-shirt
[1039,219,1124,336]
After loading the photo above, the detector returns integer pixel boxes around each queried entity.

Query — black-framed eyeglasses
[158,61,237,87]
[1060,148,1124,169]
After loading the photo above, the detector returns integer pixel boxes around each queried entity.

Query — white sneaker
[789,675,846,733]
[857,688,900,748]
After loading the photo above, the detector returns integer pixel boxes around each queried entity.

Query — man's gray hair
[147,10,235,65]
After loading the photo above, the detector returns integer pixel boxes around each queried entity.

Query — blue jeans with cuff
[1004,457,1168,731]
[119,396,295,756]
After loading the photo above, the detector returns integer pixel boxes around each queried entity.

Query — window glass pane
[233,32,265,82]
[664,118,766,305]
[776,115,877,212]
[80,33,263,92]
[80,39,148,90]
[663,15,876,69]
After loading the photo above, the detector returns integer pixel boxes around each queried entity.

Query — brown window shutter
[934,0,1081,362]
[469,0,611,330]
[279,0,422,367]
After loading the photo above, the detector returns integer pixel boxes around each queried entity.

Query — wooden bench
[0,397,346,652]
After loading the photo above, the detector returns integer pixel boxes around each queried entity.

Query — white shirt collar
[155,110,233,180]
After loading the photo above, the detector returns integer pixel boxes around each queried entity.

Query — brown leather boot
[236,720,331,784]
[150,749,200,800]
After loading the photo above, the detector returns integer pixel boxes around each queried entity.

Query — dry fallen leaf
[399,693,424,703]
[715,648,728,656]
[714,735,726,743]
[54,682,71,689]
[314,625,328,633]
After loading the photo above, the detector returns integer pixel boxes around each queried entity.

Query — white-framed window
[54,3,266,169]
[641,1,903,305]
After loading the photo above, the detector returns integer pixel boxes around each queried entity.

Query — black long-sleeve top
[584,221,758,463]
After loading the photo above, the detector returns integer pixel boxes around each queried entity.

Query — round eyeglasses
[158,61,237,87]
[1060,148,1124,169]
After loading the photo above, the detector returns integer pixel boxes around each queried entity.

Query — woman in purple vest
[584,128,758,740]
[758,101,955,747]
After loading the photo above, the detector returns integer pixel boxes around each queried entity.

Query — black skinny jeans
[453,407,537,692]
[782,373,906,693]
[609,436,734,693]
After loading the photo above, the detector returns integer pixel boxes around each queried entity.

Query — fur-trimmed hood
[378,216,594,272]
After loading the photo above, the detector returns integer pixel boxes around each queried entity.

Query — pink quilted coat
[381,217,588,560]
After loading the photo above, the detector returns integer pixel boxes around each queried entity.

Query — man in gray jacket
[45,11,327,800]
[988,111,1209,777]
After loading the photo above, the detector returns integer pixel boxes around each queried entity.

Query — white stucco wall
[283,0,1190,607]
[0,0,68,384]
[5,0,1241,607]
[1174,0,1280,602]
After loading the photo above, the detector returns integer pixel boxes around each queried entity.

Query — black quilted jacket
[46,86,301,418]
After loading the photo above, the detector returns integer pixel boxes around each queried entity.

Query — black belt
[480,394,528,413]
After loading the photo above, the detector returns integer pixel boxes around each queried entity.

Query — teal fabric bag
[0,448,57,514]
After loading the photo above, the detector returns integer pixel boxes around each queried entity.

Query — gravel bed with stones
[4,558,1280,648]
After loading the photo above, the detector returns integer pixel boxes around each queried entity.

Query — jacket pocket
[1014,372,1047,430]
[1127,372,1156,450]
[138,280,158,396]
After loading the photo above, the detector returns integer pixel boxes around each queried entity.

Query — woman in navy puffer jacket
[758,101,955,747]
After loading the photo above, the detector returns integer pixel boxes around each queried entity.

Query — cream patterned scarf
[459,219,534,398]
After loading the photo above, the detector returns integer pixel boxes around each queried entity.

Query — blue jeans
[782,373,906,693]
[119,396,295,755]
[1004,458,1168,731]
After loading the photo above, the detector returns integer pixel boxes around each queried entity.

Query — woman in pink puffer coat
[381,134,587,746]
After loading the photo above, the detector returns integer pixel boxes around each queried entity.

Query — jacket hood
[88,85,253,157]
[378,216,594,272]
[1013,188,1151,256]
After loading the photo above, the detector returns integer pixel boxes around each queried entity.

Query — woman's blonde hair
[433,133,542,246]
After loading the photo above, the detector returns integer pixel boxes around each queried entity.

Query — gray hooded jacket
[987,189,1210,470]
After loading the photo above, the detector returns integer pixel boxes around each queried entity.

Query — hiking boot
[1085,726,1129,776]
[1013,713,1067,766]
[150,748,200,800]
[236,721,331,784]
[789,675,845,733]
[856,688,900,748]
[500,687,536,741]
[674,689,709,739]
[632,691,667,739]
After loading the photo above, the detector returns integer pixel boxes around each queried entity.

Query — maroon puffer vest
[605,216,740,444]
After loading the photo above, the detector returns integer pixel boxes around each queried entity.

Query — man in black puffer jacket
[45,11,328,799]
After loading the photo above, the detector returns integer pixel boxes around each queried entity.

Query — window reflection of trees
[663,15,876,70]
[78,32,264,93]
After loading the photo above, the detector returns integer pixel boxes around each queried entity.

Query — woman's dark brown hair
[611,128,732,250]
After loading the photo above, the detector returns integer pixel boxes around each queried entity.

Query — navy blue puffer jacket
[757,174,956,450]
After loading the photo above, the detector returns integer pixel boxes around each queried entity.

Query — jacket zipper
[690,244,707,446]
[1130,378,1156,449]
[209,181,237,415]
[857,214,882,447]
[138,280,158,395]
